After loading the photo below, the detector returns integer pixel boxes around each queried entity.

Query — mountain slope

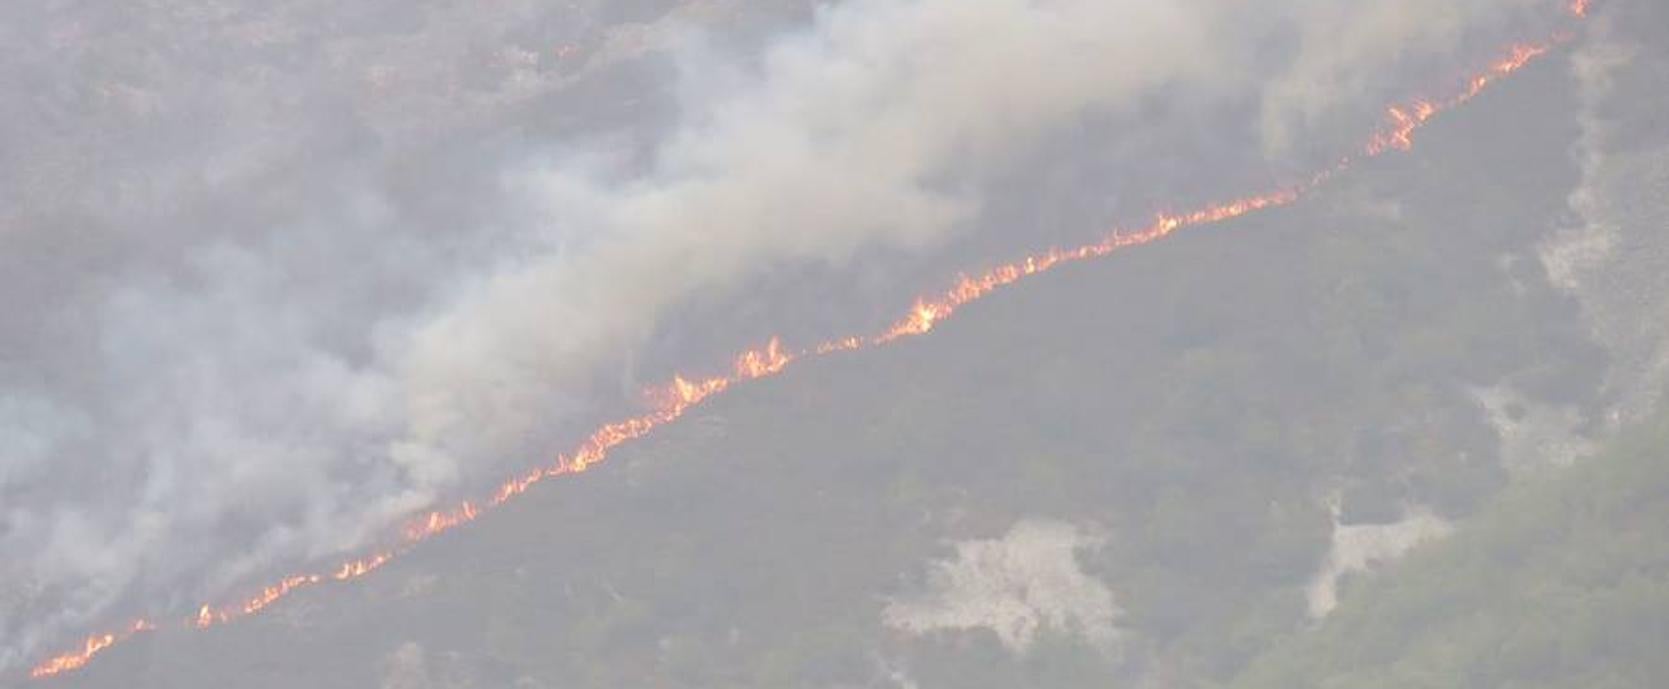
[1232,408,1669,689]
[27,41,1621,689]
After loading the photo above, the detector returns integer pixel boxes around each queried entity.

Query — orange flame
[22,23,1581,683]
[1364,41,1554,155]
[332,552,393,581]
[27,620,153,679]
[869,190,1303,345]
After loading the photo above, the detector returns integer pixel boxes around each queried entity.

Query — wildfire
[27,621,153,679]
[1365,40,1555,155]
[191,574,333,630]
[22,18,1585,683]
[333,552,394,581]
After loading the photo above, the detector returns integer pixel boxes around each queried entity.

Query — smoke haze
[0,0,1577,671]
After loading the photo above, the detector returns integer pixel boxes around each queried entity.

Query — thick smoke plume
[0,0,1566,670]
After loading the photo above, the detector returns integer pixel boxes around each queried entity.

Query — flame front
[27,621,152,679]
[1365,41,1555,155]
[23,20,1583,683]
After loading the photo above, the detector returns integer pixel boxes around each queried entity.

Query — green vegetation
[1233,409,1669,689]
[65,47,1669,689]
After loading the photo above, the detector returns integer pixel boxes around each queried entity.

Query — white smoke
[0,0,1574,671]
[395,0,1225,503]
[1258,0,1549,152]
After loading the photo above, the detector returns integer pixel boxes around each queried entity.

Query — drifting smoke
[394,0,1228,514]
[1258,0,1550,153]
[0,0,1578,673]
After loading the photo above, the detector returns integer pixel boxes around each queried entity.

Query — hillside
[33,25,1663,688]
[1233,407,1669,689]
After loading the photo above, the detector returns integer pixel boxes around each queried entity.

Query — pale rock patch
[1540,19,1669,425]
[1306,502,1452,619]
[883,519,1119,654]
[1472,384,1595,473]
[381,641,432,689]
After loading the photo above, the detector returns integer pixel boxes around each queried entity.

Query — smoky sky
[0,0,1572,671]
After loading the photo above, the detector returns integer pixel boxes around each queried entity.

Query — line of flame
[25,621,153,680]
[24,18,1583,682]
[1362,42,1556,156]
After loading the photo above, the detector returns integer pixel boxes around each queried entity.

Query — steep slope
[1231,408,1669,689]
[1233,6,1669,687]
[26,40,1611,689]
[1542,0,1669,424]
